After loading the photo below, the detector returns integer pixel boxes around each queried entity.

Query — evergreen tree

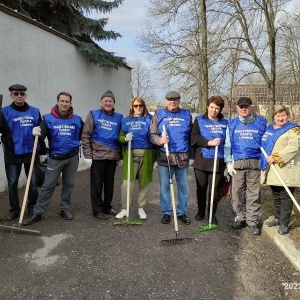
[2,0,126,69]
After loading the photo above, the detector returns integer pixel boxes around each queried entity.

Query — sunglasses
[133,104,144,108]
[12,92,26,96]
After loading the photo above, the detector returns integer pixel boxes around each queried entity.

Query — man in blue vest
[23,92,83,225]
[150,91,192,225]
[0,84,46,221]
[224,97,266,235]
[81,90,123,220]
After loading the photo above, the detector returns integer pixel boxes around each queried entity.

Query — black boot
[211,214,218,225]
[195,211,205,221]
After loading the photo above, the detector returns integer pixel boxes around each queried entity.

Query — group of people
[0,84,299,236]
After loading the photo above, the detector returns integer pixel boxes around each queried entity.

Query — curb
[263,217,300,272]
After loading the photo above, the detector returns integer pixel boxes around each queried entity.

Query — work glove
[32,126,41,136]
[39,155,48,163]
[117,160,123,167]
[189,159,194,166]
[226,163,237,176]
[153,162,158,169]
[125,132,133,142]
[84,158,92,167]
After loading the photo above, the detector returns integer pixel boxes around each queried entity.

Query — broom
[114,139,142,226]
[196,145,219,232]
[161,125,194,244]
[0,134,41,234]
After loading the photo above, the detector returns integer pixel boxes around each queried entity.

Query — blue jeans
[158,165,189,216]
[5,162,38,213]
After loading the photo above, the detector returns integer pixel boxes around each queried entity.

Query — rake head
[196,223,218,232]
[0,223,41,234]
[161,231,195,244]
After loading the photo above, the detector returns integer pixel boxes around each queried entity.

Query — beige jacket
[261,127,300,187]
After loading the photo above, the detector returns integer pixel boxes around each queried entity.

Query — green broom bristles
[196,223,218,232]
[113,217,142,226]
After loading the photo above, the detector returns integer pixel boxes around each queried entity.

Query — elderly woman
[116,97,156,220]
[260,105,300,235]
[191,96,228,225]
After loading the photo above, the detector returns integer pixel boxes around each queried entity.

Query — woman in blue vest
[116,97,156,220]
[82,90,123,220]
[260,105,300,235]
[191,96,228,225]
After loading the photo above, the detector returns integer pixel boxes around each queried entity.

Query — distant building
[225,83,300,121]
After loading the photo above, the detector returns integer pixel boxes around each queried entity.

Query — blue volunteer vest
[43,113,82,155]
[197,116,228,158]
[229,116,266,160]
[260,122,299,170]
[91,110,123,150]
[2,105,40,155]
[121,114,153,149]
[156,109,191,153]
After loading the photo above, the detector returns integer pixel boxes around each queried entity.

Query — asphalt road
[0,167,299,300]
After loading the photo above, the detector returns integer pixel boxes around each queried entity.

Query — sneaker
[115,209,127,219]
[138,208,147,220]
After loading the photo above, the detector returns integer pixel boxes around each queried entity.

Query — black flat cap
[165,91,181,100]
[9,84,27,92]
[237,97,252,106]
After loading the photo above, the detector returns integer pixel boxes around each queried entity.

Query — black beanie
[101,90,115,102]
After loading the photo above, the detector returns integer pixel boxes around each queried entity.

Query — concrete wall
[0,6,131,192]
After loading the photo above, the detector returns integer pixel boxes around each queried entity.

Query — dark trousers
[194,168,223,216]
[270,185,295,226]
[5,162,38,214]
[90,160,117,214]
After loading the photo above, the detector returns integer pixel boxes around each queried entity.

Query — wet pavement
[0,167,300,299]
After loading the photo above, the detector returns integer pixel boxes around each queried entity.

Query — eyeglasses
[133,104,144,108]
[12,92,26,96]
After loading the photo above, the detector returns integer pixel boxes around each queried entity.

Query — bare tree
[213,0,291,122]
[129,59,156,104]
[138,0,212,114]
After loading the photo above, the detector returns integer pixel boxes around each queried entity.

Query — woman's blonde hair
[129,97,149,117]
[272,105,290,118]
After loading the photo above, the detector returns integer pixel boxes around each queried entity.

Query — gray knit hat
[165,91,181,100]
[101,90,115,102]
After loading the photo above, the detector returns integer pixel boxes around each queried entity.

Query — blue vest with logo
[2,105,40,155]
[260,122,298,170]
[91,110,123,150]
[121,114,153,149]
[156,109,191,153]
[229,116,266,160]
[43,113,82,155]
[197,116,228,158]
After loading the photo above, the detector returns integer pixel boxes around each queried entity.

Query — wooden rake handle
[18,134,39,226]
